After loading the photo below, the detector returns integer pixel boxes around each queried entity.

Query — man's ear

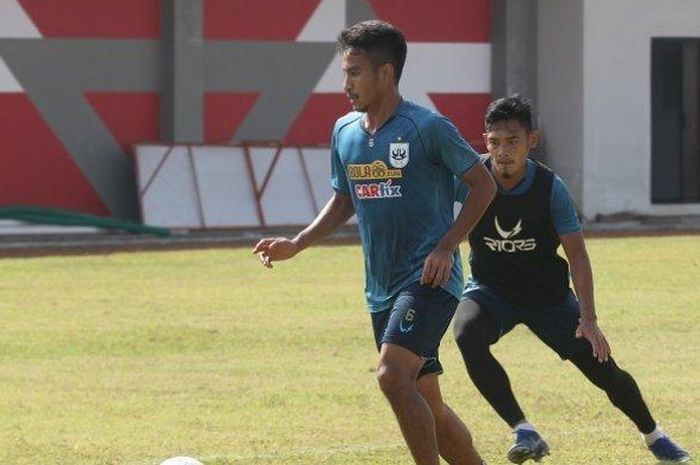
[528,130,540,149]
[380,62,395,85]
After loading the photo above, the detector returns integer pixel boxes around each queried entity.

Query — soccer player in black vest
[453,95,690,464]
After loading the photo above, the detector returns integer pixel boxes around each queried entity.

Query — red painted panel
[430,93,491,152]
[85,93,160,157]
[204,92,259,143]
[205,0,321,40]
[369,0,490,42]
[19,0,160,38]
[284,93,349,145]
[0,94,110,215]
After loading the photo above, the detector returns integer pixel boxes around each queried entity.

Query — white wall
[582,0,700,218]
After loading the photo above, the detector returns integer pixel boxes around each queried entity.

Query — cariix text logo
[355,179,402,199]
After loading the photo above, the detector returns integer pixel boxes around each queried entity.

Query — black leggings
[453,299,656,434]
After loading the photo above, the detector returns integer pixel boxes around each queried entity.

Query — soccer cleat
[507,429,550,464]
[648,436,691,463]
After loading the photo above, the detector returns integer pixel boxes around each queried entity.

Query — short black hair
[337,20,407,84]
[485,95,535,132]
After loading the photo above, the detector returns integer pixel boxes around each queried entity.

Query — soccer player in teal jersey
[254,20,496,465]
[454,95,690,464]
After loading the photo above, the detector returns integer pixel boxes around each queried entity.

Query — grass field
[1,235,698,465]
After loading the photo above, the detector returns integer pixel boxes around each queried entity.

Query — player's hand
[420,247,454,288]
[575,318,611,363]
[252,237,300,268]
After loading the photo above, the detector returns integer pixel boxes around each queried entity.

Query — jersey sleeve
[454,155,489,202]
[550,175,582,235]
[330,127,350,194]
[425,115,479,178]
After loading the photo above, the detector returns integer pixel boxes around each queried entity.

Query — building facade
[1,0,698,226]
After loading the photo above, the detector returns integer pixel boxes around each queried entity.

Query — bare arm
[292,192,354,251]
[253,192,354,268]
[421,162,496,287]
[560,231,611,362]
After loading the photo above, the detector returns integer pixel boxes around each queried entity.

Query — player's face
[484,119,539,181]
[341,50,382,112]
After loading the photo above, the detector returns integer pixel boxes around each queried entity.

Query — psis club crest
[389,142,410,168]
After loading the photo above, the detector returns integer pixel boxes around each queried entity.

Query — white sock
[642,426,665,446]
[514,421,537,432]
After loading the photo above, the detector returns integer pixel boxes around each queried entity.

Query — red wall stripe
[0,94,110,215]
[284,93,349,145]
[19,0,161,38]
[429,93,491,152]
[284,93,490,149]
[204,92,260,143]
[205,0,321,40]
[84,93,161,158]
[369,0,490,42]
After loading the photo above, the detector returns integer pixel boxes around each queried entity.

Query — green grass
[0,236,698,465]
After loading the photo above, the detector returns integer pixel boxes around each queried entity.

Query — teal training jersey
[331,99,479,312]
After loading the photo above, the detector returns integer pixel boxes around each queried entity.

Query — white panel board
[248,146,279,188]
[136,144,344,229]
[136,145,170,185]
[261,148,316,226]
[301,147,357,225]
[300,148,333,208]
[192,146,258,228]
[137,145,201,228]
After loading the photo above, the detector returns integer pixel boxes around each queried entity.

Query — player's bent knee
[453,302,490,352]
[376,363,414,399]
[453,323,479,350]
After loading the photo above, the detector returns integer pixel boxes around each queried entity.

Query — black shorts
[463,284,590,360]
[371,281,458,377]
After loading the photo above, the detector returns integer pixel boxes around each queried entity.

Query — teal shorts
[463,284,590,359]
[371,281,458,377]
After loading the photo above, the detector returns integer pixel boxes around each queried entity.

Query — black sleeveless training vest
[468,158,570,306]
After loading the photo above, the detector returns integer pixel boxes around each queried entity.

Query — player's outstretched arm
[561,231,611,363]
[421,162,496,287]
[253,193,354,268]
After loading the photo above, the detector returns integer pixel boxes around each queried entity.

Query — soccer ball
[159,457,204,465]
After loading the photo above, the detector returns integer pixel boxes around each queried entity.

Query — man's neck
[363,91,401,134]
[493,164,527,191]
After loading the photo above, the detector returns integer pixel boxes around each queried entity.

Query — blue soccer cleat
[507,429,550,464]
[648,436,691,463]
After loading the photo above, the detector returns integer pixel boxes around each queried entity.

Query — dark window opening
[651,38,700,203]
